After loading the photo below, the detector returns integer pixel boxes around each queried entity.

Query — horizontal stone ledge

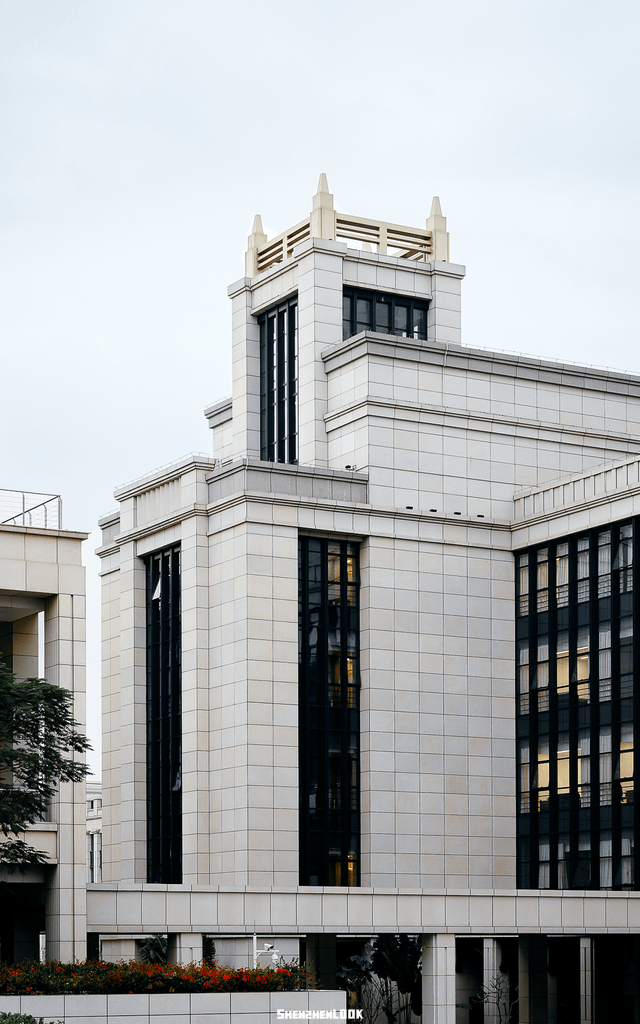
[86,887,640,935]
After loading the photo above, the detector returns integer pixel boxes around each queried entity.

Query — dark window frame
[259,296,297,464]
[342,286,429,342]
[299,537,360,887]
[145,545,182,884]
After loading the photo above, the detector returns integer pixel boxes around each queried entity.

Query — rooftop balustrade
[0,488,62,529]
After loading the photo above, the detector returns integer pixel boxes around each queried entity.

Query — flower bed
[0,960,312,995]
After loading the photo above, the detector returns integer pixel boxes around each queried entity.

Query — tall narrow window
[599,726,612,807]
[557,733,570,806]
[534,636,549,712]
[599,622,612,702]
[146,546,182,884]
[600,832,613,888]
[518,640,530,715]
[299,537,360,886]
[557,836,570,889]
[598,531,611,597]
[575,626,590,704]
[619,830,634,887]
[615,524,634,593]
[259,297,297,463]
[577,537,590,602]
[616,723,634,805]
[556,543,569,607]
[536,548,549,611]
[556,632,569,708]
[536,736,550,811]
[518,554,529,617]
[519,740,530,813]
[619,617,634,699]
[577,730,591,808]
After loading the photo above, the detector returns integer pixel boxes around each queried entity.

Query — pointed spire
[429,196,442,217]
[245,213,268,277]
[310,173,335,240]
[426,195,449,262]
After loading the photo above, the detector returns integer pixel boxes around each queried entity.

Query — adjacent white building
[0,490,87,963]
[84,178,640,1021]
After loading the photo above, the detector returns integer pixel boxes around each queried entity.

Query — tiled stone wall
[208,512,299,887]
[358,515,515,889]
[323,339,640,517]
[0,990,346,1024]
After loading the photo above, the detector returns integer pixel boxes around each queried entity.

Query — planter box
[0,988,348,1023]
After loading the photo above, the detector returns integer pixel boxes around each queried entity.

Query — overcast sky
[2,0,639,774]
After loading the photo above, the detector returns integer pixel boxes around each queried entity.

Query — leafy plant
[138,935,167,964]
[337,936,421,1024]
[137,934,216,965]
[458,974,518,1024]
[0,662,90,870]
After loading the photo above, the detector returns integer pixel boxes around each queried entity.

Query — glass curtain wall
[516,523,636,890]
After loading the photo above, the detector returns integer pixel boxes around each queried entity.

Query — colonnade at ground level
[97,931,640,1023]
[423,933,640,1024]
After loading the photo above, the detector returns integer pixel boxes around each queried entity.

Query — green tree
[0,660,90,871]
[338,935,422,1024]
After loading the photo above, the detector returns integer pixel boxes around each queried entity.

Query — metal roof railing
[0,489,62,529]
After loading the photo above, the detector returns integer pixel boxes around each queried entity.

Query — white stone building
[89,180,640,1022]
[0,490,87,963]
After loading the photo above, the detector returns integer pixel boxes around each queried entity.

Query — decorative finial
[426,196,449,262]
[310,174,335,240]
[245,213,268,277]
[429,196,443,217]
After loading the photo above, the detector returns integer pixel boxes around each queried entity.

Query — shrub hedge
[0,960,313,995]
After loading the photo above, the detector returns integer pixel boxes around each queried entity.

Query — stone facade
[90,181,640,1021]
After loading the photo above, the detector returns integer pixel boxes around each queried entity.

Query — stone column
[483,938,508,1024]
[579,937,594,1024]
[167,932,203,964]
[295,237,345,469]
[305,934,337,991]
[422,933,456,1024]
[517,935,548,1024]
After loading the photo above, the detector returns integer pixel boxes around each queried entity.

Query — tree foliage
[0,660,90,870]
[337,935,422,1024]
